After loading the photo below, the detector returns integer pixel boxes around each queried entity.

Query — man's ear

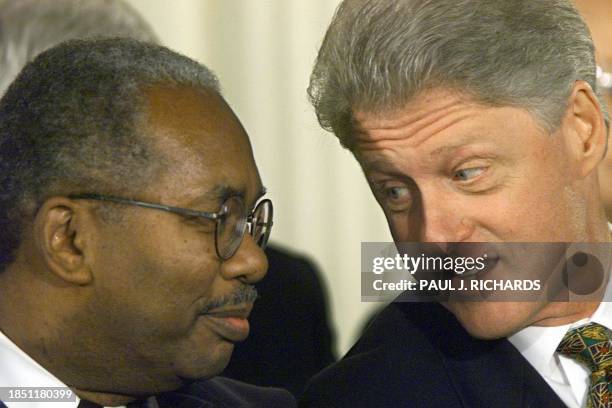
[34,197,94,285]
[562,80,607,178]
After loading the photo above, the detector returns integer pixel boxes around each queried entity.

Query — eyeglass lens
[216,196,246,259]
[251,199,272,248]
[215,197,273,259]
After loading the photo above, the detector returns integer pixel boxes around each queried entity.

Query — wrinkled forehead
[351,89,484,151]
[350,87,551,172]
[353,90,473,133]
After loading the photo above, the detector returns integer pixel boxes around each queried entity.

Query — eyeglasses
[68,193,273,260]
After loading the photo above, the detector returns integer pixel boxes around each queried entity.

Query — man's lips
[200,303,254,342]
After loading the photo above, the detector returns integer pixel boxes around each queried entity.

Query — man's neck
[530,301,602,327]
[531,250,611,328]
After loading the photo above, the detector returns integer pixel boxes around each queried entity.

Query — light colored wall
[126,0,392,355]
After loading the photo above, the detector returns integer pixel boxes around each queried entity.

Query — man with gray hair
[0,37,295,407]
[301,0,611,407]
[0,0,336,398]
[0,0,159,95]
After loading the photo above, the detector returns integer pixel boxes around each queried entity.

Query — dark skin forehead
[138,84,264,210]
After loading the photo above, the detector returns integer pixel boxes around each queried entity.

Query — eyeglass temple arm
[68,193,221,220]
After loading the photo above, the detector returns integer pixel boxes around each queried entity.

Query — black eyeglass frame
[68,193,273,260]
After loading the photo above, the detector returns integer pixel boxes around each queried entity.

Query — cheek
[469,145,579,240]
[129,255,218,323]
[93,221,221,336]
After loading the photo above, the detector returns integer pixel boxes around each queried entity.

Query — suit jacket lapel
[399,302,564,407]
[441,337,564,407]
[429,313,563,408]
[519,353,568,408]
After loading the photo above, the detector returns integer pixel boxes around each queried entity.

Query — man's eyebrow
[431,137,499,158]
[428,133,496,158]
[429,144,466,158]
[361,158,406,175]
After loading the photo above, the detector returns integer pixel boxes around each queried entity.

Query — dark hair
[0,38,220,272]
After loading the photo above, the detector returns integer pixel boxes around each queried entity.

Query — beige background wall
[125,0,393,355]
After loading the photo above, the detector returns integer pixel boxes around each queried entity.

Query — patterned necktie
[556,322,611,408]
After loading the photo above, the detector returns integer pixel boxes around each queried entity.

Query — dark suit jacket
[0,377,295,408]
[223,245,336,396]
[300,301,566,408]
[157,376,296,407]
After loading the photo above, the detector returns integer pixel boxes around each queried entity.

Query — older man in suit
[301,0,612,407]
[0,0,334,402]
[0,37,295,407]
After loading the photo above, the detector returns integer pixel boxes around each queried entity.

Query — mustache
[200,284,259,313]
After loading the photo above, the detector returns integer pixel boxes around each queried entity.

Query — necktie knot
[557,322,612,372]
[557,322,611,408]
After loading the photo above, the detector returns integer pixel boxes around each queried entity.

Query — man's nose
[418,190,474,244]
[220,234,268,284]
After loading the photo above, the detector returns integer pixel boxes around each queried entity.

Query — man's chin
[174,343,235,381]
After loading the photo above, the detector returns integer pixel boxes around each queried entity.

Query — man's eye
[383,185,413,211]
[453,167,485,182]
[387,186,410,200]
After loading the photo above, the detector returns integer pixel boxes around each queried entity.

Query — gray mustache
[201,285,259,313]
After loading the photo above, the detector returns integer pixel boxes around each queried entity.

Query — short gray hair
[0,0,159,95]
[309,0,609,149]
[0,38,220,272]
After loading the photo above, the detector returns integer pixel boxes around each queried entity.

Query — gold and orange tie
[557,323,611,408]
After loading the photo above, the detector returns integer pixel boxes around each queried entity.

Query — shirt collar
[0,329,67,388]
[0,329,79,407]
[508,322,570,381]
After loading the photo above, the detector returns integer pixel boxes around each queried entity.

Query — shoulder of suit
[160,377,296,408]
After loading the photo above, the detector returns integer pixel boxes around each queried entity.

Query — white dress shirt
[509,236,612,408]
[0,329,126,408]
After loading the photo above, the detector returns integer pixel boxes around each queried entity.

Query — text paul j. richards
[373,279,542,292]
